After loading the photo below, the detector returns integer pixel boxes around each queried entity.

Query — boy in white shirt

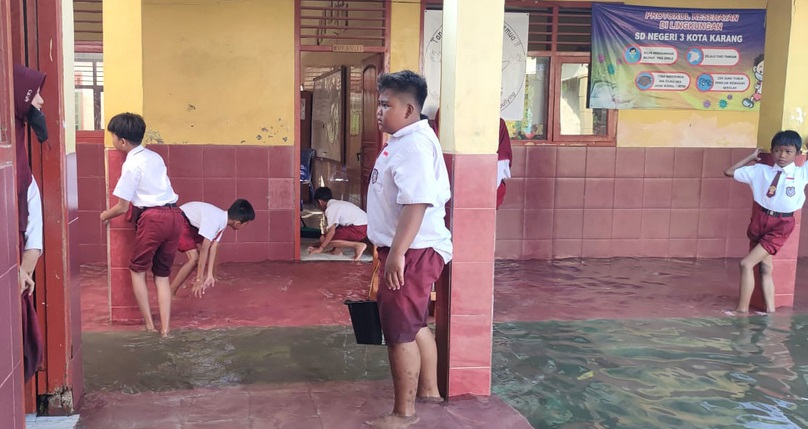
[100,113,184,337]
[170,199,255,297]
[724,130,807,314]
[366,70,452,428]
[307,186,368,261]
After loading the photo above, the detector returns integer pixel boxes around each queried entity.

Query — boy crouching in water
[724,130,807,314]
[307,186,368,261]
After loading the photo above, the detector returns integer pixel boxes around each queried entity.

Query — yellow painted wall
[389,0,421,72]
[102,0,143,148]
[141,0,294,146]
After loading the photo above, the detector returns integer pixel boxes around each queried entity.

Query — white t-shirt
[325,199,367,229]
[366,120,453,263]
[180,201,228,242]
[113,145,178,208]
[734,162,808,213]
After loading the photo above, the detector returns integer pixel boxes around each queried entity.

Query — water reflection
[492,315,808,429]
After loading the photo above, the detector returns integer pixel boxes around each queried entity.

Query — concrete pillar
[435,0,503,397]
[103,0,144,321]
[751,0,808,309]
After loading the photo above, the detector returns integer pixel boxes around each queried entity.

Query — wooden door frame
[359,54,383,210]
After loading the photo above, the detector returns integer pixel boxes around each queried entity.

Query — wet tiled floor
[76,258,808,428]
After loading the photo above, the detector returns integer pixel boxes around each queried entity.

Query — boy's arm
[101,198,130,222]
[319,224,337,249]
[724,148,761,177]
[206,241,220,285]
[191,239,212,298]
[385,203,428,290]
[19,248,41,295]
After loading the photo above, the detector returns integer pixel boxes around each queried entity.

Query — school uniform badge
[371,168,379,184]
[786,186,796,197]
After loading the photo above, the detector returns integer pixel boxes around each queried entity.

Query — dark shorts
[496,182,507,209]
[377,247,446,344]
[178,217,204,252]
[332,224,368,242]
[130,207,184,277]
[747,205,796,255]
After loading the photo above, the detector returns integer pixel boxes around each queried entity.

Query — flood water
[84,315,808,428]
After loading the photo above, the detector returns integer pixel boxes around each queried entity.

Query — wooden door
[360,54,383,210]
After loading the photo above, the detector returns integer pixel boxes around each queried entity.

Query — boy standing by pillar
[100,113,184,337]
[724,130,807,314]
[366,70,453,428]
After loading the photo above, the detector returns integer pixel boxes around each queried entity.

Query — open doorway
[298,52,382,262]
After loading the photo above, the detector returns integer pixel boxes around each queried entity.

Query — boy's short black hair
[228,199,255,222]
[771,130,802,153]
[107,112,146,145]
[377,70,428,112]
[313,187,333,202]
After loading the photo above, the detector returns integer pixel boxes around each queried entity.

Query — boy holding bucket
[365,70,453,428]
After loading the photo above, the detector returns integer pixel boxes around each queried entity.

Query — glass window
[506,56,549,141]
[74,52,104,130]
[559,62,608,136]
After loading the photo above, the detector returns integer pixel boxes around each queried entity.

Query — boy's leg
[150,208,184,337]
[737,244,771,313]
[130,270,155,331]
[329,239,367,261]
[154,275,172,337]
[170,249,199,295]
[414,326,441,401]
[759,253,776,313]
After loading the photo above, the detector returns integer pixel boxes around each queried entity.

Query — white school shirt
[24,176,42,251]
[113,145,178,208]
[367,120,453,263]
[180,201,228,242]
[325,199,368,229]
[734,162,808,213]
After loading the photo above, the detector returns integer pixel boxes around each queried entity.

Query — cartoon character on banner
[742,54,764,108]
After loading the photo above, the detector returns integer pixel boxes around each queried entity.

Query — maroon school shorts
[747,205,796,255]
[131,206,184,277]
[177,216,204,252]
[377,247,446,343]
[333,224,368,242]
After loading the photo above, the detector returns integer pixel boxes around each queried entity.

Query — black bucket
[344,300,385,345]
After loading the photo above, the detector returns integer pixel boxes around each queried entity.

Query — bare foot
[365,414,419,429]
[353,243,368,261]
[328,248,343,256]
[144,325,157,333]
[416,396,444,404]
[160,329,172,338]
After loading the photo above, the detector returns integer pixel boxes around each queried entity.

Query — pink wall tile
[556,147,587,177]
[671,178,701,208]
[148,144,169,161]
[726,239,750,258]
[108,229,135,268]
[111,306,142,321]
[495,240,523,259]
[613,178,644,208]
[524,178,555,209]
[236,210,269,243]
[586,147,616,177]
[775,294,795,309]
[641,209,671,239]
[644,148,675,178]
[510,146,527,178]
[697,239,727,258]
[79,244,107,264]
[728,181,752,209]
[552,239,582,258]
[673,148,705,178]
[168,145,204,178]
[269,210,296,243]
[110,268,138,307]
[725,210,750,240]
[267,242,295,260]
[172,177,206,204]
[522,240,552,259]
[453,154,497,209]
[553,209,584,239]
[584,178,614,209]
[611,239,642,257]
[203,178,237,209]
[525,146,556,178]
[702,148,733,178]
[642,178,673,208]
[779,230,801,257]
[669,209,700,239]
[772,259,798,296]
[582,239,611,258]
[269,145,295,179]
[77,142,104,177]
[499,178,525,209]
[78,177,106,211]
[612,209,642,239]
[448,315,493,367]
[236,147,270,178]
[106,149,124,190]
[496,209,525,240]
[615,148,646,177]
[523,210,554,240]
[641,239,669,257]
[77,213,103,246]
[448,367,491,397]
[450,263,494,316]
[236,178,270,211]
[268,178,297,210]
[698,209,729,239]
[453,209,496,263]
[555,178,585,209]
[700,179,730,208]
[669,239,697,257]
[236,243,270,262]
[583,210,613,239]
[203,146,237,177]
